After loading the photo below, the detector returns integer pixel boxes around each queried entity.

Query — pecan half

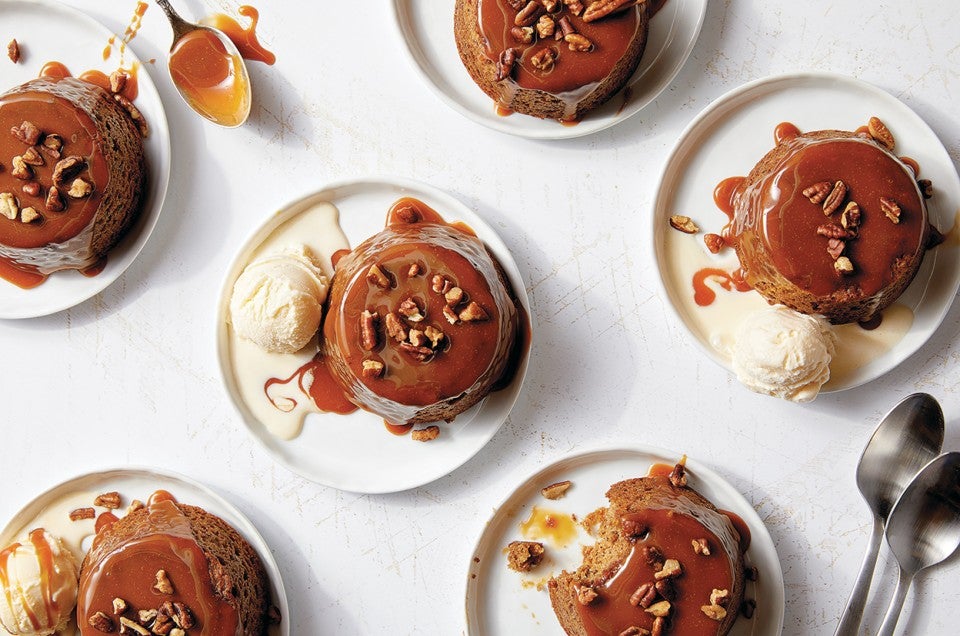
[540,480,572,499]
[557,15,575,36]
[399,342,433,361]
[170,602,195,629]
[407,262,421,277]
[537,15,556,38]
[496,47,519,81]
[618,627,649,636]
[41,134,63,159]
[641,545,664,568]
[360,310,379,350]
[409,328,426,347]
[431,274,449,294]
[69,507,95,521]
[582,0,638,22]
[530,47,557,72]
[629,582,657,608]
[817,223,854,240]
[442,305,459,324]
[95,492,122,509]
[654,578,676,601]
[137,609,158,624]
[412,425,441,442]
[540,0,560,10]
[669,215,699,234]
[880,197,901,223]
[515,1,543,26]
[7,39,20,64]
[802,181,832,204]
[822,180,847,216]
[868,116,895,150]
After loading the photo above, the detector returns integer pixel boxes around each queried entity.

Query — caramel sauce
[265,360,358,415]
[385,421,414,436]
[202,6,276,65]
[576,508,735,636]
[520,506,578,548]
[774,121,800,144]
[146,489,177,507]
[103,2,149,62]
[77,499,239,635]
[0,258,45,288]
[692,267,751,306]
[719,510,751,552]
[899,156,920,176]
[81,256,108,278]
[495,104,514,117]
[169,28,250,127]
[79,66,139,101]
[712,176,744,220]
[38,61,70,79]
[94,511,118,533]
[646,462,675,478]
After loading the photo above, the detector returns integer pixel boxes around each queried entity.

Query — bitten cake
[548,465,746,636]
[0,76,146,286]
[323,198,522,425]
[454,0,650,121]
[77,497,269,635]
[730,127,929,324]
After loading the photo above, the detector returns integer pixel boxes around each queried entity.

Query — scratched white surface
[0,1,959,635]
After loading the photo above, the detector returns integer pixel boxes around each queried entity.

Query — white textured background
[1,1,959,634]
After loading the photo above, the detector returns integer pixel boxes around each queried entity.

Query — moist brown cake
[0,76,146,284]
[548,469,746,636]
[77,500,269,636]
[322,198,523,425]
[454,0,650,121]
[731,129,929,324]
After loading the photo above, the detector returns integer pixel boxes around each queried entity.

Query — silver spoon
[154,0,252,127]
[834,393,944,636]
[877,451,960,636]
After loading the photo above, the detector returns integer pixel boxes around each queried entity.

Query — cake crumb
[506,540,544,572]
[411,425,440,442]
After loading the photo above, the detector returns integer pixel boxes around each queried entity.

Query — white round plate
[653,72,960,394]
[465,445,785,635]
[216,177,531,493]
[0,0,171,319]
[391,0,707,139]
[0,467,289,636]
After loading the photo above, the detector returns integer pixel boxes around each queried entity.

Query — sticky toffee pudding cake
[730,124,931,325]
[322,198,523,426]
[0,76,146,287]
[454,0,650,121]
[548,464,746,636]
[77,495,269,636]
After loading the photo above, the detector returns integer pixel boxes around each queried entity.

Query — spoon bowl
[154,0,252,127]
[877,451,960,636]
[834,393,944,636]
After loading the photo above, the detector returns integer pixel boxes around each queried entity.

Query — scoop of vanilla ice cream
[731,305,837,403]
[230,245,329,353]
[0,529,79,635]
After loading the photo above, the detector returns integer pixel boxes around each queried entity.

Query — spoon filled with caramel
[154,0,251,127]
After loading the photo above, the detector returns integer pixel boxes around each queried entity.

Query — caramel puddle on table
[227,202,349,440]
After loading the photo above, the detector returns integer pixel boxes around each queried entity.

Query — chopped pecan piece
[515,1,543,26]
[629,582,657,608]
[95,491,122,509]
[407,262,421,277]
[641,544,664,567]
[565,33,593,52]
[362,359,384,378]
[505,0,526,8]
[511,25,535,44]
[7,39,20,64]
[692,538,711,555]
[654,559,682,580]
[669,215,698,234]
[645,600,671,618]
[710,588,730,607]
[822,180,847,215]
[497,46,519,80]
[540,0,560,10]
[21,181,40,197]
[44,186,64,212]
[668,462,687,487]
[385,312,407,342]
[399,342,433,361]
[10,156,32,180]
[701,604,728,621]
[740,598,757,619]
[10,120,40,145]
[110,70,129,95]
[118,617,149,635]
[583,0,638,22]
[840,201,861,232]
[398,297,425,322]
[127,499,144,514]
[654,578,676,601]
[88,611,115,633]
[563,0,585,15]
[834,256,854,275]
[557,15,575,36]
[817,223,854,240]
[20,146,44,166]
[431,274,448,294]
[537,15,556,38]
[506,540,545,571]
[826,238,845,261]
[577,586,599,605]
[651,617,666,636]
[112,597,128,615]
[540,480,572,499]
[0,192,18,220]
[137,609,157,624]
[408,328,427,347]
[52,155,86,186]
[442,305,459,324]
[704,233,724,254]
[880,197,901,223]
[69,506,96,521]
[745,565,759,581]
[366,264,391,288]
[802,181,832,205]
[393,203,420,223]
[530,47,557,72]
[154,569,174,595]
[459,301,489,322]
[444,286,464,306]
[112,93,148,138]
[618,628,649,636]
[424,325,445,348]
[411,425,440,442]
[41,134,62,159]
[917,178,933,199]
[170,602,195,629]
[868,116,895,150]
[360,310,379,350]
[621,517,648,539]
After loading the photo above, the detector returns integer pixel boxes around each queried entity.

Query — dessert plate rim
[390,0,707,140]
[0,466,290,636]
[651,70,960,396]
[215,176,532,493]
[464,443,785,635]
[0,0,171,319]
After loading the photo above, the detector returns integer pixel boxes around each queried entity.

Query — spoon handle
[834,517,884,636]
[876,568,913,636]
[153,0,192,38]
